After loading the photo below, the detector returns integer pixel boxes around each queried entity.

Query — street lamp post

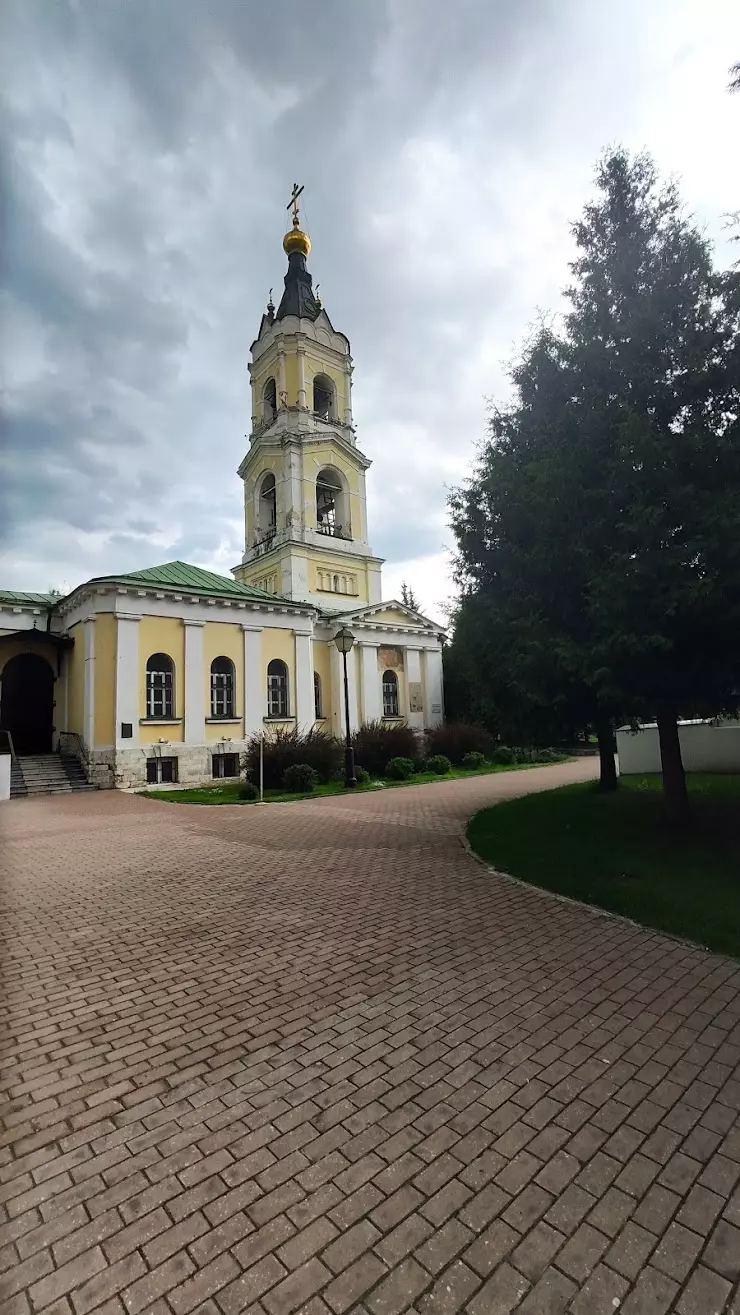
[333,626,357,788]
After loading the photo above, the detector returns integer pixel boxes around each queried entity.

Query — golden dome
[283,224,311,258]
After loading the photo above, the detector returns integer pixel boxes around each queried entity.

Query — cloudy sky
[1,0,738,621]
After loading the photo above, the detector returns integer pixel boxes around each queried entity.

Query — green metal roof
[0,589,57,607]
[85,561,294,605]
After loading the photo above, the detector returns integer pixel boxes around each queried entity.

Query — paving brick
[414,1219,473,1276]
[323,1219,380,1275]
[465,1261,529,1315]
[619,1264,678,1314]
[5,762,740,1315]
[675,1263,732,1314]
[324,1253,387,1313]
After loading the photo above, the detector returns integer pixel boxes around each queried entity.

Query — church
[0,193,445,792]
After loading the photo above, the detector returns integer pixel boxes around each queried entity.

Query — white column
[360,642,381,723]
[294,631,314,730]
[331,643,359,735]
[83,618,95,750]
[115,614,140,747]
[183,620,205,744]
[344,364,353,426]
[243,625,263,737]
[297,347,307,409]
[277,349,287,408]
[423,646,445,728]
[405,648,424,731]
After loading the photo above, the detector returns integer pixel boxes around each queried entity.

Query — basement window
[212,753,240,779]
[146,757,179,785]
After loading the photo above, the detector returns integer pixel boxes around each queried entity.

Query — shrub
[352,720,418,777]
[246,725,342,789]
[425,722,495,765]
[427,754,451,775]
[492,745,516,765]
[238,779,259,801]
[462,751,487,770]
[413,756,429,774]
[355,766,370,784]
[385,756,415,780]
[282,762,319,793]
[534,747,566,763]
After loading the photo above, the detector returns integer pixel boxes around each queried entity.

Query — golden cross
[287,182,304,226]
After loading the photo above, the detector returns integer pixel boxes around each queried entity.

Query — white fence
[616,719,740,775]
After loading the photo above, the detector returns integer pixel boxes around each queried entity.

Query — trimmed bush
[425,722,495,765]
[462,751,487,770]
[352,720,418,777]
[427,754,451,775]
[282,762,319,793]
[238,779,259,801]
[492,745,516,765]
[246,725,342,789]
[355,766,371,784]
[533,747,567,763]
[385,756,415,780]
[413,756,429,774]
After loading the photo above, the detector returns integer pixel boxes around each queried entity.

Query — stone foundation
[110,742,249,790]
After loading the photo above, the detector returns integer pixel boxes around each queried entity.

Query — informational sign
[409,682,424,713]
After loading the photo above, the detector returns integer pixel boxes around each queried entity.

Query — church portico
[1,189,444,794]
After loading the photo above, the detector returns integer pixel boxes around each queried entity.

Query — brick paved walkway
[2,760,740,1315]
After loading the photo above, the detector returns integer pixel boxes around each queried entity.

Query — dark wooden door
[0,653,55,754]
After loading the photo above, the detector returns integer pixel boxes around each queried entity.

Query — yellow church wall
[203,622,244,741]
[304,357,346,418]
[284,354,299,407]
[66,624,85,738]
[310,552,369,604]
[138,616,185,743]
[370,608,416,625]
[0,636,57,675]
[94,613,116,746]
[262,627,294,723]
[312,640,332,721]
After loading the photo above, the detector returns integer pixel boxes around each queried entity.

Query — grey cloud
[1,0,731,609]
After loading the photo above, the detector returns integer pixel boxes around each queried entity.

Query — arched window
[210,657,235,719]
[314,671,323,720]
[382,670,399,718]
[312,373,335,421]
[267,659,289,718]
[316,466,350,539]
[257,472,277,539]
[146,653,174,719]
[263,377,277,422]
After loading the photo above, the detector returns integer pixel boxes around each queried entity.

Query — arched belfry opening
[0,652,55,754]
[263,377,277,423]
[257,472,277,540]
[313,374,335,422]
[316,467,350,540]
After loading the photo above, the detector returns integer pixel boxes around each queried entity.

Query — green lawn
[467,774,740,959]
[140,758,565,806]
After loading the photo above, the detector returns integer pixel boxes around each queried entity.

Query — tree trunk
[594,714,618,792]
[656,706,691,827]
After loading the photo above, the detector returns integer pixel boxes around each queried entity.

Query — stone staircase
[10,754,97,799]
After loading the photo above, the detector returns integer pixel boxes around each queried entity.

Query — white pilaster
[405,648,424,731]
[83,618,95,750]
[360,642,381,724]
[183,620,205,744]
[423,646,445,728]
[331,643,359,735]
[297,346,307,408]
[243,625,264,737]
[277,349,287,407]
[115,614,140,747]
[294,631,314,730]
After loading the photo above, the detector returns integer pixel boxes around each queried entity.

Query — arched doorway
[0,653,55,754]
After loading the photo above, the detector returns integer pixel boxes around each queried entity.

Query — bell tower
[233,187,384,610]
